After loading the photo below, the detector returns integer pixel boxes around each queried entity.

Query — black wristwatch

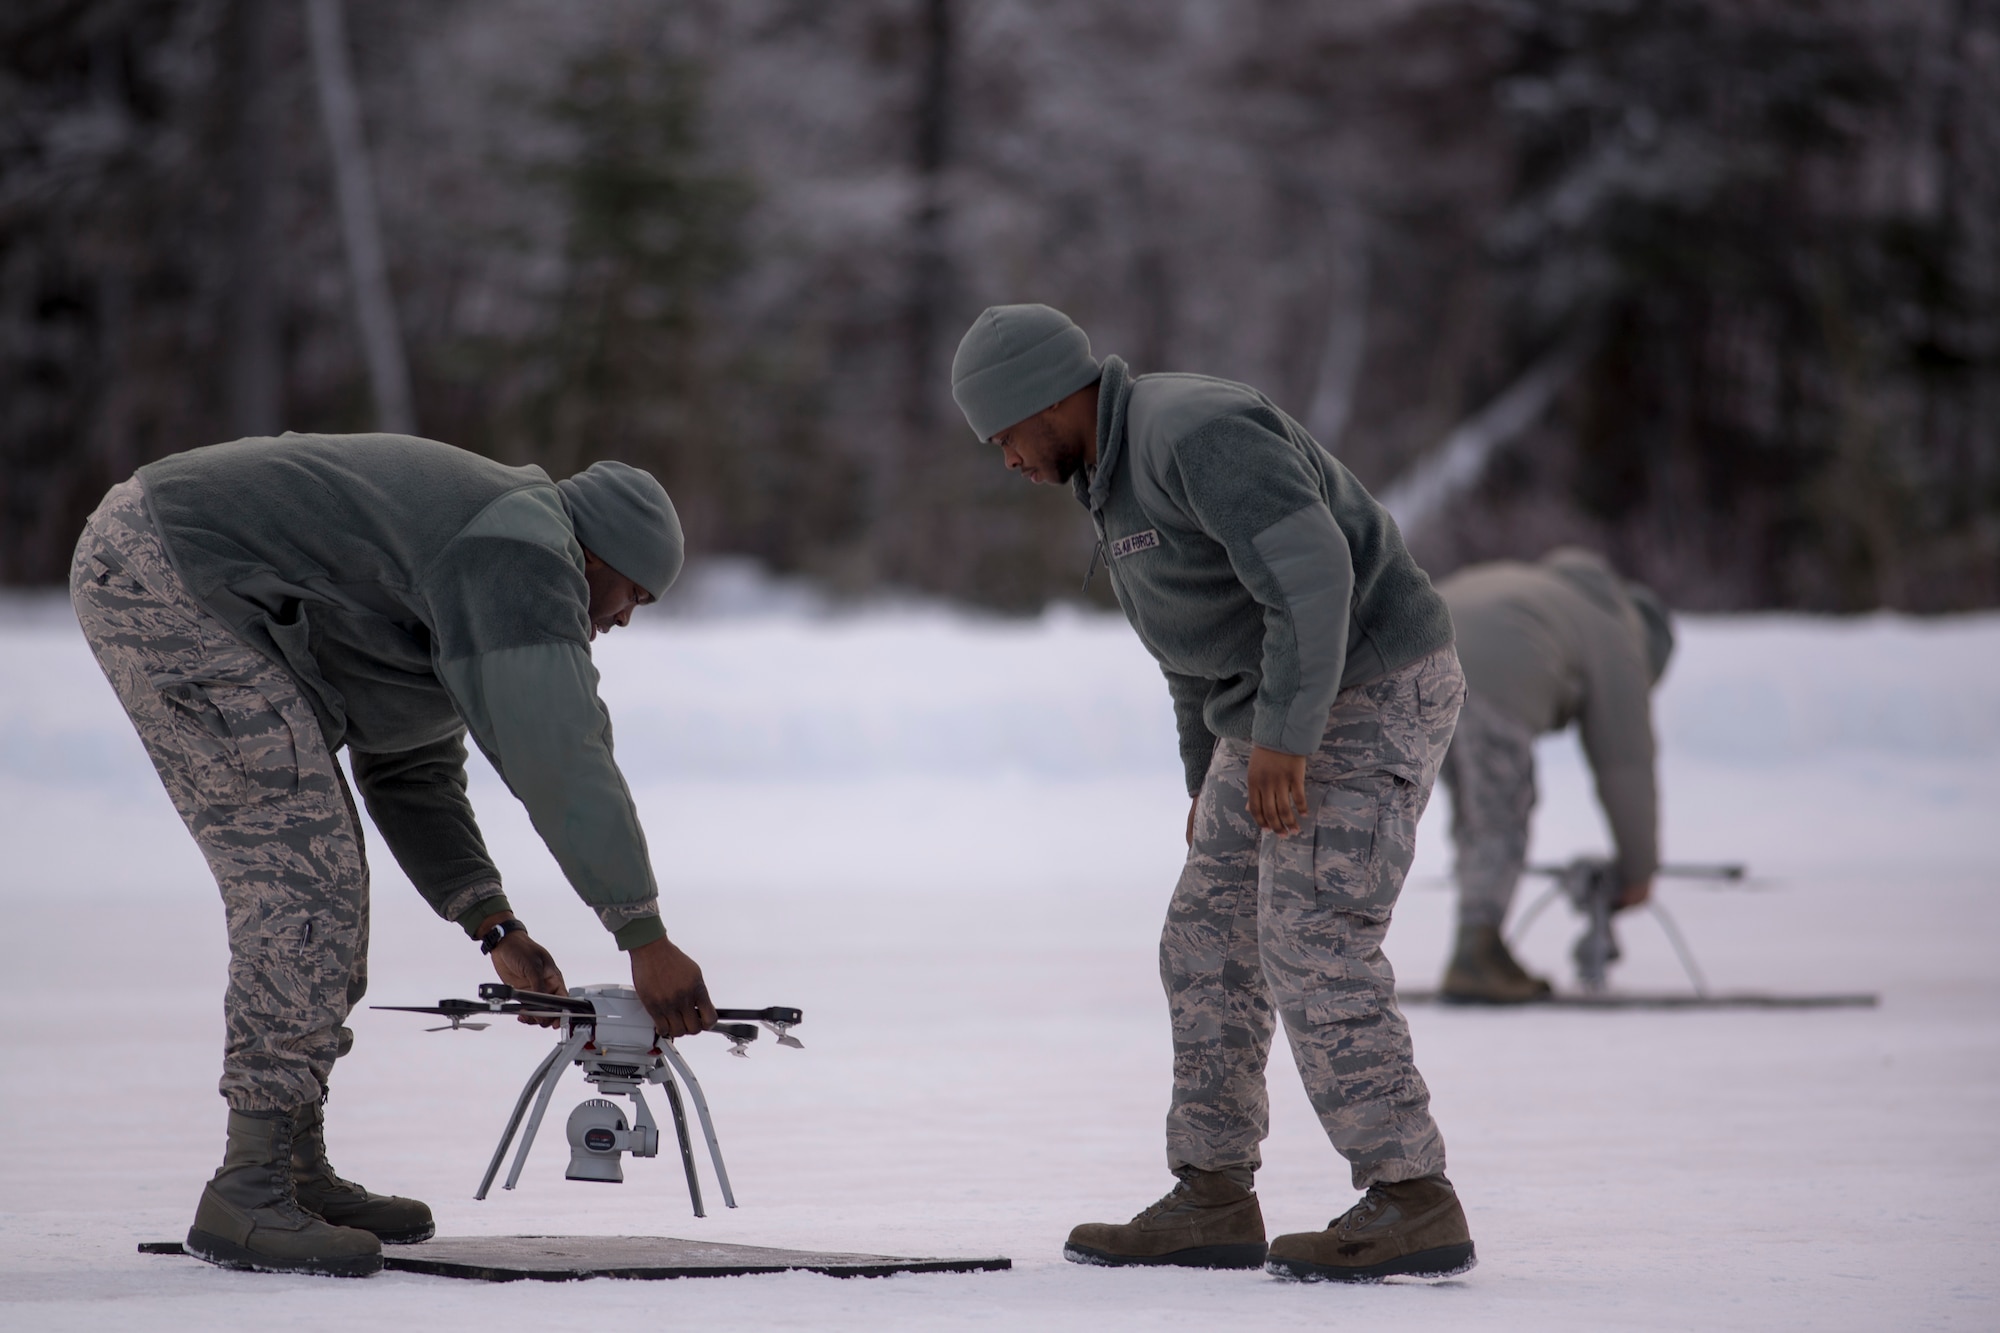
[479,918,527,954]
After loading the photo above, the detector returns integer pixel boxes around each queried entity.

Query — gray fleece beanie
[557,461,685,599]
[950,304,1103,441]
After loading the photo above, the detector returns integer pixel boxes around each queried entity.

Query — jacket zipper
[1081,537,1106,591]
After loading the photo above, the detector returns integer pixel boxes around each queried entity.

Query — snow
[2,592,1996,1331]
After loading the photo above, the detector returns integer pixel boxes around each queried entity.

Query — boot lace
[1132,1181,1197,1223]
[293,1119,365,1197]
[1328,1187,1389,1235]
[264,1119,319,1223]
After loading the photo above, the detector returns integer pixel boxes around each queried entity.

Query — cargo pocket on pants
[1310,772,1418,923]
[149,674,300,807]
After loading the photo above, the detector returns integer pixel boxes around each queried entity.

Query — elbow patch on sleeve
[1252,504,1354,753]
[426,489,593,659]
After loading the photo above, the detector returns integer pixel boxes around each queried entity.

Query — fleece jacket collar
[1075,355,1134,516]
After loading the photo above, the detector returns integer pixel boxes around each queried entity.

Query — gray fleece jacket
[138,433,664,948]
[1438,548,1662,884]
[1075,357,1455,794]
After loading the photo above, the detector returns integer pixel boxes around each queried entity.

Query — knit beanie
[1625,581,1676,684]
[950,304,1103,441]
[556,461,685,599]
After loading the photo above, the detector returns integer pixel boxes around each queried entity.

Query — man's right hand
[1186,796,1198,847]
[481,915,568,1027]
[630,935,717,1040]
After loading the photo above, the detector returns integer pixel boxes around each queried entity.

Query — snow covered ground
[2,591,1996,1331]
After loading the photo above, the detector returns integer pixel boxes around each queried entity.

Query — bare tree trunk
[1379,320,1599,538]
[86,37,135,488]
[229,0,282,437]
[904,0,953,433]
[304,0,414,434]
[1302,197,1370,451]
[876,0,957,584]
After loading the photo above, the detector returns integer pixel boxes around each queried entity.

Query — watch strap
[479,918,526,954]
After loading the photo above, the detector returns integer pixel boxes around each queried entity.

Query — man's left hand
[1616,878,1653,911]
[631,936,717,1040]
[1247,745,1309,836]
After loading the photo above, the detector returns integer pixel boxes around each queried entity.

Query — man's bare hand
[631,936,717,1040]
[481,919,568,1027]
[1186,796,1199,846]
[1616,878,1653,911]
[1247,745,1309,836]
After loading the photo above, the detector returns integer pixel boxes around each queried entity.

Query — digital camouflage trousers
[1164,645,1465,1190]
[1437,689,1539,930]
[70,477,368,1113]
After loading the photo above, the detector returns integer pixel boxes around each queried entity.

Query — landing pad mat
[1396,990,1878,1009]
[141,1235,1011,1281]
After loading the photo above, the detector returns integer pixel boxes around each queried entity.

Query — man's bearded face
[993,410,1086,485]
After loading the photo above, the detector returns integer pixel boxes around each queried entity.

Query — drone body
[373,984,803,1216]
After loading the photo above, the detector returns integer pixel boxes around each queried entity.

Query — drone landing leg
[476,1040,570,1200]
[1506,884,1563,948]
[659,1041,736,1209]
[1647,901,1712,998]
[655,1075,705,1217]
[504,1030,589,1192]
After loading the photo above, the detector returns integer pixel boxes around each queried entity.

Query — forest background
[4,0,1996,613]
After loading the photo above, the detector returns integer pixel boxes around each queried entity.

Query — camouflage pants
[70,477,368,1113]
[1438,689,1539,930]
[1164,645,1464,1190]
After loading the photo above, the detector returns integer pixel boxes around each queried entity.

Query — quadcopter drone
[374,983,803,1216]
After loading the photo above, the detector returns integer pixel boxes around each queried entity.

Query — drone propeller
[370,991,590,1021]
[373,991,804,1051]
[373,1001,489,1017]
[716,1007,804,1049]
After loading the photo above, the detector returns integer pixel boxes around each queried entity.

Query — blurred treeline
[3,0,1996,611]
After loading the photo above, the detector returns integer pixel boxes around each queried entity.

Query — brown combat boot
[291,1098,435,1244]
[1440,923,1552,1004]
[1266,1173,1476,1282]
[1065,1168,1267,1269]
[185,1107,383,1277]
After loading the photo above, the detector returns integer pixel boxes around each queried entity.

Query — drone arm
[1657,862,1748,881]
[501,987,594,1014]
[714,1007,803,1025]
